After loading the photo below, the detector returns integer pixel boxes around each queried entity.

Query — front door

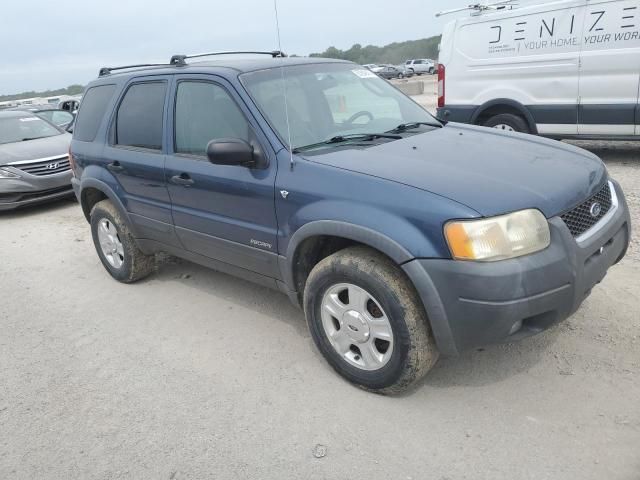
[165,75,279,278]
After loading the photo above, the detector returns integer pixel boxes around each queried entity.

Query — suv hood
[304,123,606,218]
[0,133,71,166]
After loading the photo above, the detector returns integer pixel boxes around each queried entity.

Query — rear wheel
[483,113,530,134]
[90,199,154,283]
[304,246,438,394]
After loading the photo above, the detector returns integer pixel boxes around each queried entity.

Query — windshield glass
[0,115,62,145]
[241,63,439,150]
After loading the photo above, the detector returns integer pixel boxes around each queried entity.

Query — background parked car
[0,110,73,210]
[376,65,406,79]
[405,58,436,75]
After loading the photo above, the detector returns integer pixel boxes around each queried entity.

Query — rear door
[578,0,640,136]
[165,75,279,278]
[102,76,178,246]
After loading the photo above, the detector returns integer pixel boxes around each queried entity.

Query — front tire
[483,113,530,134]
[304,247,438,394]
[90,199,154,283]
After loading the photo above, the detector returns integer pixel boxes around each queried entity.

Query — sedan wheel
[492,124,515,132]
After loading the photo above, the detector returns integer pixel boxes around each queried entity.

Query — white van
[437,0,640,139]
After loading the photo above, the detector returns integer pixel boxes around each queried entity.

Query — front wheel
[483,113,530,134]
[304,247,439,394]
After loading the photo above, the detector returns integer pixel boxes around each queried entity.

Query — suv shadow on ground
[147,253,560,393]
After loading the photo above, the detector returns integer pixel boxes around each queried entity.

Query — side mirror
[206,138,263,168]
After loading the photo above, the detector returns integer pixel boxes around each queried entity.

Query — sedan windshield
[0,115,62,145]
[241,63,439,151]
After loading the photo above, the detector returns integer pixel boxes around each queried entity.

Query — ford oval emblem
[589,202,602,218]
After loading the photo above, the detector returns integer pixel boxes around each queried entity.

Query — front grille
[15,156,70,176]
[561,183,612,238]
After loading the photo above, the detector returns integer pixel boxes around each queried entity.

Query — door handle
[106,161,124,172]
[170,173,195,186]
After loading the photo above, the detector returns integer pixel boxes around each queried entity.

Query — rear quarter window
[74,84,116,142]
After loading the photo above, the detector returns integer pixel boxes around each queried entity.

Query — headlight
[0,167,20,179]
[444,209,550,261]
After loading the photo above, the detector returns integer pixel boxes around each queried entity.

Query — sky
[0,0,473,95]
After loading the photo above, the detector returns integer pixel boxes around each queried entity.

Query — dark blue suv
[70,52,631,393]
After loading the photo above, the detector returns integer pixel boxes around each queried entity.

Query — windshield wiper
[293,133,402,153]
[387,121,442,133]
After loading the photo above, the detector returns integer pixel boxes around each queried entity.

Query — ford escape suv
[0,110,73,210]
[70,52,631,394]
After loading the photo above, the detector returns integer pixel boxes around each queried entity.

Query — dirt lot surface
[1,95,639,478]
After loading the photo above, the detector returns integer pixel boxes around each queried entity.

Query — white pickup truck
[404,59,436,75]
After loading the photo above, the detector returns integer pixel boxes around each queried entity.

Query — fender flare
[281,220,415,292]
[78,177,139,237]
[471,98,538,134]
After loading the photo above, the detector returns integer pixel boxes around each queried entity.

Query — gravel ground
[1,103,639,478]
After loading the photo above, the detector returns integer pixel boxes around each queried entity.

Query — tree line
[0,84,85,103]
[310,36,441,65]
[2,36,441,100]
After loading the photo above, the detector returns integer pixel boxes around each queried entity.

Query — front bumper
[0,170,74,211]
[403,180,631,356]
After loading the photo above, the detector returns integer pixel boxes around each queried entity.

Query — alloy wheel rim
[97,218,124,269]
[320,283,394,371]
[493,124,515,132]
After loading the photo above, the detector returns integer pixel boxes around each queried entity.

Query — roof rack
[98,51,287,77]
[436,1,518,17]
[169,50,287,66]
[98,64,168,77]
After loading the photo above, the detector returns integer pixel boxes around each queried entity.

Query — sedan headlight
[444,209,550,261]
[0,167,20,179]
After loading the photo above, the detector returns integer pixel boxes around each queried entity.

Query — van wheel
[90,199,155,283]
[483,113,530,133]
[303,246,439,394]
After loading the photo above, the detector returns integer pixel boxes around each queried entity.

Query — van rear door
[578,0,640,136]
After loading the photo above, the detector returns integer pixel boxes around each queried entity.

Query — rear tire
[90,199,154,283]
[303,246,439,394]
[483,113,530,134]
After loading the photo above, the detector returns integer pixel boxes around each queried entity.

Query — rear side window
[74,84,116,142]
[115,82,166,150]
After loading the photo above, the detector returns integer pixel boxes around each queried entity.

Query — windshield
[241,63,439,151]
[0,115,62,145]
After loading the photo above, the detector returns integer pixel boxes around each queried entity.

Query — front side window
[174,81,250,156]
[115,82,166,150]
